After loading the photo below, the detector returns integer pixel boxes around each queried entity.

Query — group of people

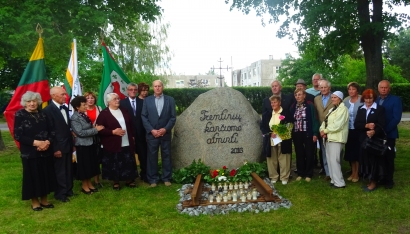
[14,74,402,211]
[15,80,176,211]
[261,74,402,191]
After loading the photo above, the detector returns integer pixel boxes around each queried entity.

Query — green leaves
[0,0,163,90]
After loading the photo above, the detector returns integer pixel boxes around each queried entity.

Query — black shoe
[89,187,99,192]
[332,185,346,189]
[81,188,93,195]
[32,206,43,211]
[40,203,54,208]
[56,197,70,203]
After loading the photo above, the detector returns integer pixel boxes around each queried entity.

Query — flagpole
[36,23,43,38]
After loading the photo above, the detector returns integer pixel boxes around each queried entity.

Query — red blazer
[96,107,135,154]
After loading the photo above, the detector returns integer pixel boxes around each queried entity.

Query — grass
[1,123,410,233]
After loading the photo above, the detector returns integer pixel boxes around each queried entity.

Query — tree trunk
[0,131,6,151]
[357,0,384,90]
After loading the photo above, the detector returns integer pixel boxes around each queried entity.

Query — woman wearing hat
[319,91,349,188]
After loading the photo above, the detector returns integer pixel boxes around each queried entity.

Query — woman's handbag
[361,125,388,156]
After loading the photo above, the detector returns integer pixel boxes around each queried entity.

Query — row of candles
[208,182,258,203]
[211,181,250,191]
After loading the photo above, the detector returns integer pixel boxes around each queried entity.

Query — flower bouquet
[270,115,293,140]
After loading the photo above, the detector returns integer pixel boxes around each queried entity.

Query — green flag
[97,42,131,108]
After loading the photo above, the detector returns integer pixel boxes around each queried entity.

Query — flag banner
[64,39,81,102]
[4,38,50,147]
[97,42,130,108]
[64,39,81,116]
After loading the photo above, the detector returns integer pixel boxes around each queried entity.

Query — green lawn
[1,123,410,233]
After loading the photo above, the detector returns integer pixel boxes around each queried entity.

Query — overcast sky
[159,0,410,85]
[159,0,297,81]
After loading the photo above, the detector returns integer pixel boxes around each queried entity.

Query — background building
[164,75,222,88]
[231,57,282,87]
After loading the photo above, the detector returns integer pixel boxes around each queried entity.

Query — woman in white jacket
[319,91,349,188]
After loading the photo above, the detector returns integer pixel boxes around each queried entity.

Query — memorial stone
[172,87,262,169]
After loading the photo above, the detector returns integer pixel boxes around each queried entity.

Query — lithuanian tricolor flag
[4,37,50,145]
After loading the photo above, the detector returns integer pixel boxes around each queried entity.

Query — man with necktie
[43,87,74,202]
[120,83,140,181]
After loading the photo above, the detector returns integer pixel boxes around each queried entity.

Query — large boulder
[172,87,263,170]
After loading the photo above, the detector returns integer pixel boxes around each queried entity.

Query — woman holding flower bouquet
[319,91,349,189]
[267,95,293,185]
[290,89,319,182]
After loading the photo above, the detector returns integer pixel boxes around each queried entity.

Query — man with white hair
[141,80,176,187]
[43,87,73,202]
[376,80,402,189]
[306,73,322,96]
[314,79,333,180]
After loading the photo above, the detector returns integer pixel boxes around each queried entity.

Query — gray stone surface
[172,87,262,169]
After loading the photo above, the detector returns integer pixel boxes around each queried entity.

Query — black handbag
[361,125,388,156]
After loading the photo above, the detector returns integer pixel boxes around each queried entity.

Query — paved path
[1,113,410,131]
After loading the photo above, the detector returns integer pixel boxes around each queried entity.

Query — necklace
[27,111,39,123]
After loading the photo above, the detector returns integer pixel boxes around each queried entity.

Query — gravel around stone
[176,178,292,216]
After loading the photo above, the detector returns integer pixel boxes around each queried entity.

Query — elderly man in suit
[141,80,176,187]
[120,83,141,180]
[43,87,73,202]
[314,79,334,180]
[376,80,403,189]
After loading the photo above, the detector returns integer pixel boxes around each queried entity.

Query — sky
[159,1,410,86]
[159,0,298,82]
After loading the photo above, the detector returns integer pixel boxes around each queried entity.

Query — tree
[388,28,410,81]
[227,0,410,89]
[0,0,162,90]
[278,53,407,85]
[277,53,318,86]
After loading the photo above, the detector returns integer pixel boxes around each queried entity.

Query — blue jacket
[376,94,402,139]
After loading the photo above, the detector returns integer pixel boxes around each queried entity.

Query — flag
[64,39,81,103]
[97,42,130,108]
[4,37,50,146]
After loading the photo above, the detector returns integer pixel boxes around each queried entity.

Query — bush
[162,83,410,114]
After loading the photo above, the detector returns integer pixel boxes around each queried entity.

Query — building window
[276,66,281,73]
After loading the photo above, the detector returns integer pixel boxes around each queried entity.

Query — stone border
[176,178,292,216]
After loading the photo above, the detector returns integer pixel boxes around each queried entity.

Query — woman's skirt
[76,144,100,180]
[344,129,361,162]
[21,156,55,200]
[101,146,137,181]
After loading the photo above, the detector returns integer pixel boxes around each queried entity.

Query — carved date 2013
[231,147,243,154]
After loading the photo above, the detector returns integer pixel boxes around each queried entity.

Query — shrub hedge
[159,83,410,115]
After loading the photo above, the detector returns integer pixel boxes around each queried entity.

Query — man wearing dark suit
[141,80,176,187]
[120,83,141,180]
[376,80,403,189]
[43,87,73,202]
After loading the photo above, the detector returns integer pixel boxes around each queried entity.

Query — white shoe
[296,176,302,181]
[271,180,277,184]
[282,181,288,185]
[305,177,311,182]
